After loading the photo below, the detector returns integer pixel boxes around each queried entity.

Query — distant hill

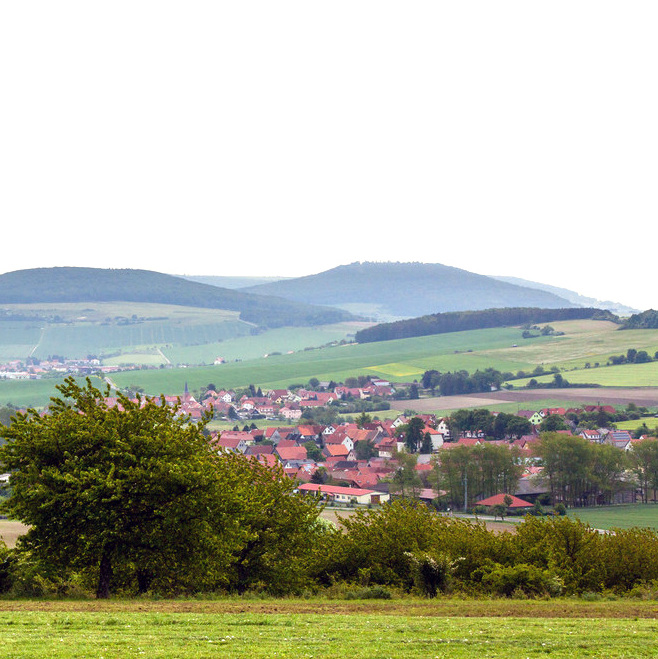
[180,275,289,289]
[0,268,354,329]
[243,262,577,320]
[492,276,638,316]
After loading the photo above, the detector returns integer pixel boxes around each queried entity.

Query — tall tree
[0,378,224,598]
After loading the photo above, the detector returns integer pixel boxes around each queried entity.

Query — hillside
[0,268,354,329]
[492,275,638,315]
[242,262,577,320]
[355,307,618,343]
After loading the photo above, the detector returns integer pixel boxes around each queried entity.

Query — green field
[568,504,658,530]
[0,601,657,658]
[162,322,368,365]
[3,319,658,407]
[109,320,658,399]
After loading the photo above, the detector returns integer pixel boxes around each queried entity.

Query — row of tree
[536,432,658,507]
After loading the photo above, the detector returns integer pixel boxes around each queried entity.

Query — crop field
[0,303,253,361]
[0,600,657,658]
[108,326,543,397]
[162,322,369,365]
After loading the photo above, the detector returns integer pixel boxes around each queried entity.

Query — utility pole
[463,470,468,512]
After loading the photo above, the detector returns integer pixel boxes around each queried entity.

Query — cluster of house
[98,389,656,507]
[518,405,654,450]
[0,358,136,380]
[171,380,395,422]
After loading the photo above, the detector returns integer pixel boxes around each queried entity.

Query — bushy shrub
[478,563,563,597]
[406,551,453,597]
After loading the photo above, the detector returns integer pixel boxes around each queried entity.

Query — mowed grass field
[0,600,658,658]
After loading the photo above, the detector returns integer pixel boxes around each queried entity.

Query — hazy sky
[2,2,657,309]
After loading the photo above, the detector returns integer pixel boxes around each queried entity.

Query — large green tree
[0,378,226,598]
[0,378,326,598]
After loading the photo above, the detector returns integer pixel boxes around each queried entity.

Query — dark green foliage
[356,307,617,343]
[319,505,658,597]
[621,309,658,330]
[535,434,629,507]
[0,378,325,598]
[478,563,562,597]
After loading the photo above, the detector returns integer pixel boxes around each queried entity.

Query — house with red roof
[297,483,390,505]
[275,446,308,463]
[476,493,533,509]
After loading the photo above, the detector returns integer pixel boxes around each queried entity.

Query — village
[130,380,657,512]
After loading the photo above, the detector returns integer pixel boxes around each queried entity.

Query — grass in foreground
[0,600,658,658]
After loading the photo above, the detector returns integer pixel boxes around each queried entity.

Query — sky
[1,2,657,310]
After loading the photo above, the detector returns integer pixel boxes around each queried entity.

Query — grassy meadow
[0,600,657,658]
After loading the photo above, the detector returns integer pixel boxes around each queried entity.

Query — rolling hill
[241,262,578,320]
[0,268,354,329]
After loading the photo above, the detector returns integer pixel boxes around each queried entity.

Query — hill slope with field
[0,268,354,329]
[242,261,577,320]
[3,318,658,408]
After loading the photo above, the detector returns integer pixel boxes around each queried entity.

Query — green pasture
[102,351,168,367]
[568,504,658,530]
[0,606,656,658]
[110,327,540,397]
[513,361,658,388]
[425,398,609,417]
